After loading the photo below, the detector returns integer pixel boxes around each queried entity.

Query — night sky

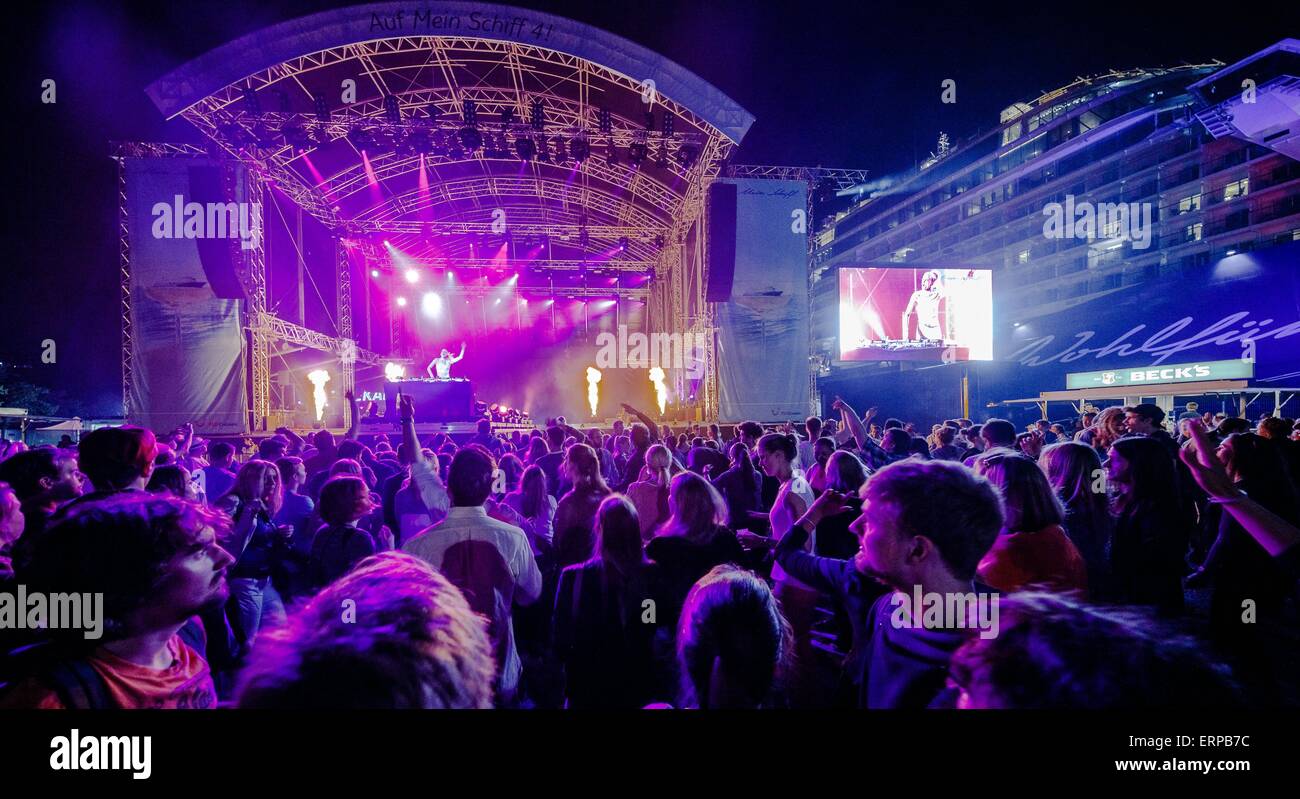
[3,0,1296,416]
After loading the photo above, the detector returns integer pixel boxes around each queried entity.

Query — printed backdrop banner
[126,157,248,434]
[716,179,810,421]
[994,240,1300,397]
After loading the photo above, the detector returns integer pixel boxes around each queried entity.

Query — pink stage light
[405,268,419,283]
[395,296,408,307]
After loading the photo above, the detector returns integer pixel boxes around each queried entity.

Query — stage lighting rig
[383,95,402,124]
[459,126,482,151]
[598,108,613,134]
[514,136,536,161]
[569,135,590,162]
[463,100,478,126]
[313,96,330,122]
[531,99,545,131]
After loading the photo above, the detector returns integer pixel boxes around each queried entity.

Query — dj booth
[383,378,476,422]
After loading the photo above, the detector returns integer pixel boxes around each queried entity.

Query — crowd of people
[1,393,1298,709]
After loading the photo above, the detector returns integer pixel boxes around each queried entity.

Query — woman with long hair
[1107,437,1192,614]
[711,440,763,531]
[147,463,198,502]
[552,444,612,569]
[675,564,793,709]
[1079,406,1127,456]
[525,436,548,465]
[1192,432,1299,679]
[216,459,290,645]
[504,464,557,558]
[497,453,525,497]
[754,432,819,703]
[553,495,664,708]
[1039,441,1113,593]
[974,453,1087,594]
[813,450,868,560]
[645,471,743,635]
[627,444,673,540]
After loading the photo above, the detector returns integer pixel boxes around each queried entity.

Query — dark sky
[3,0,1296,415]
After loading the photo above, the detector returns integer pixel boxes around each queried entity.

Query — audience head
[737,421,763,448]
[276,456,306,491]
[756,433,798,478]
[1257,416,1290,441]
[0,482,25,547]
[813,436,835,467]
[852,459,1003,589]
[1108,436,1180,515]
[975,452,1064,534]
[78,426,157,492]
[825,450,867,494]
[662,471,728,544]
[29,494,233,644]
[146,464,195,501]
[497,453,524,493]
[593,495,646,576]
[563,443,609,495]
[236,552,494,708]
[1123,403,1166,436]
[229,459,283,515]
[446,447,496,507]
[319,475,374,526]
[980,419,1017,450]
[209,441,236,468]
[950,593,1240,708]
[881,427,911,454]
[515,465,549,517]
[643,444,673,487]
[258,435,289,461]
[677,564,792,709]
[0,448,83,506]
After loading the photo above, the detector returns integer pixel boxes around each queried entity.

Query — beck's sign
[1066,359,1254,390]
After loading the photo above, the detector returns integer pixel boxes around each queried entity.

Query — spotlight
[283,120,313,151]
[628,142,646,168]
[618,237,629,252]
[396,296,408,307]
[569,135,590,162]
[405,269,419,283]
[598,108,612,134]
[347,126,376,150]
[654,234,665,249]
[458,126,482,151]
[644,110,655,131]
[514,136,536,161]
[370,269,380,277]
[662,114,674,137]
[536,137,551,163]
[530,99,545,131]
[500,108,516,127]
[421,292,443,317]
[383,95,401,124]
[463,100,477,126]
[606,142,619,166]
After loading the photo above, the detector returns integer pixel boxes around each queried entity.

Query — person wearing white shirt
[401,443,541,703]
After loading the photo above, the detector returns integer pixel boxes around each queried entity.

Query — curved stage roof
[144,2,755,267]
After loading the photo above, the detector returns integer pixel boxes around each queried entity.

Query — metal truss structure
[136,11,751,428]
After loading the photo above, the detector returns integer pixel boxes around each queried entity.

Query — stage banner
[715,179,810,422]
[991,239,1300,401]
[125,157,250,434]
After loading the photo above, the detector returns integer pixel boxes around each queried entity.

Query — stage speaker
[706,182,738,302]
[188,165,247,299]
